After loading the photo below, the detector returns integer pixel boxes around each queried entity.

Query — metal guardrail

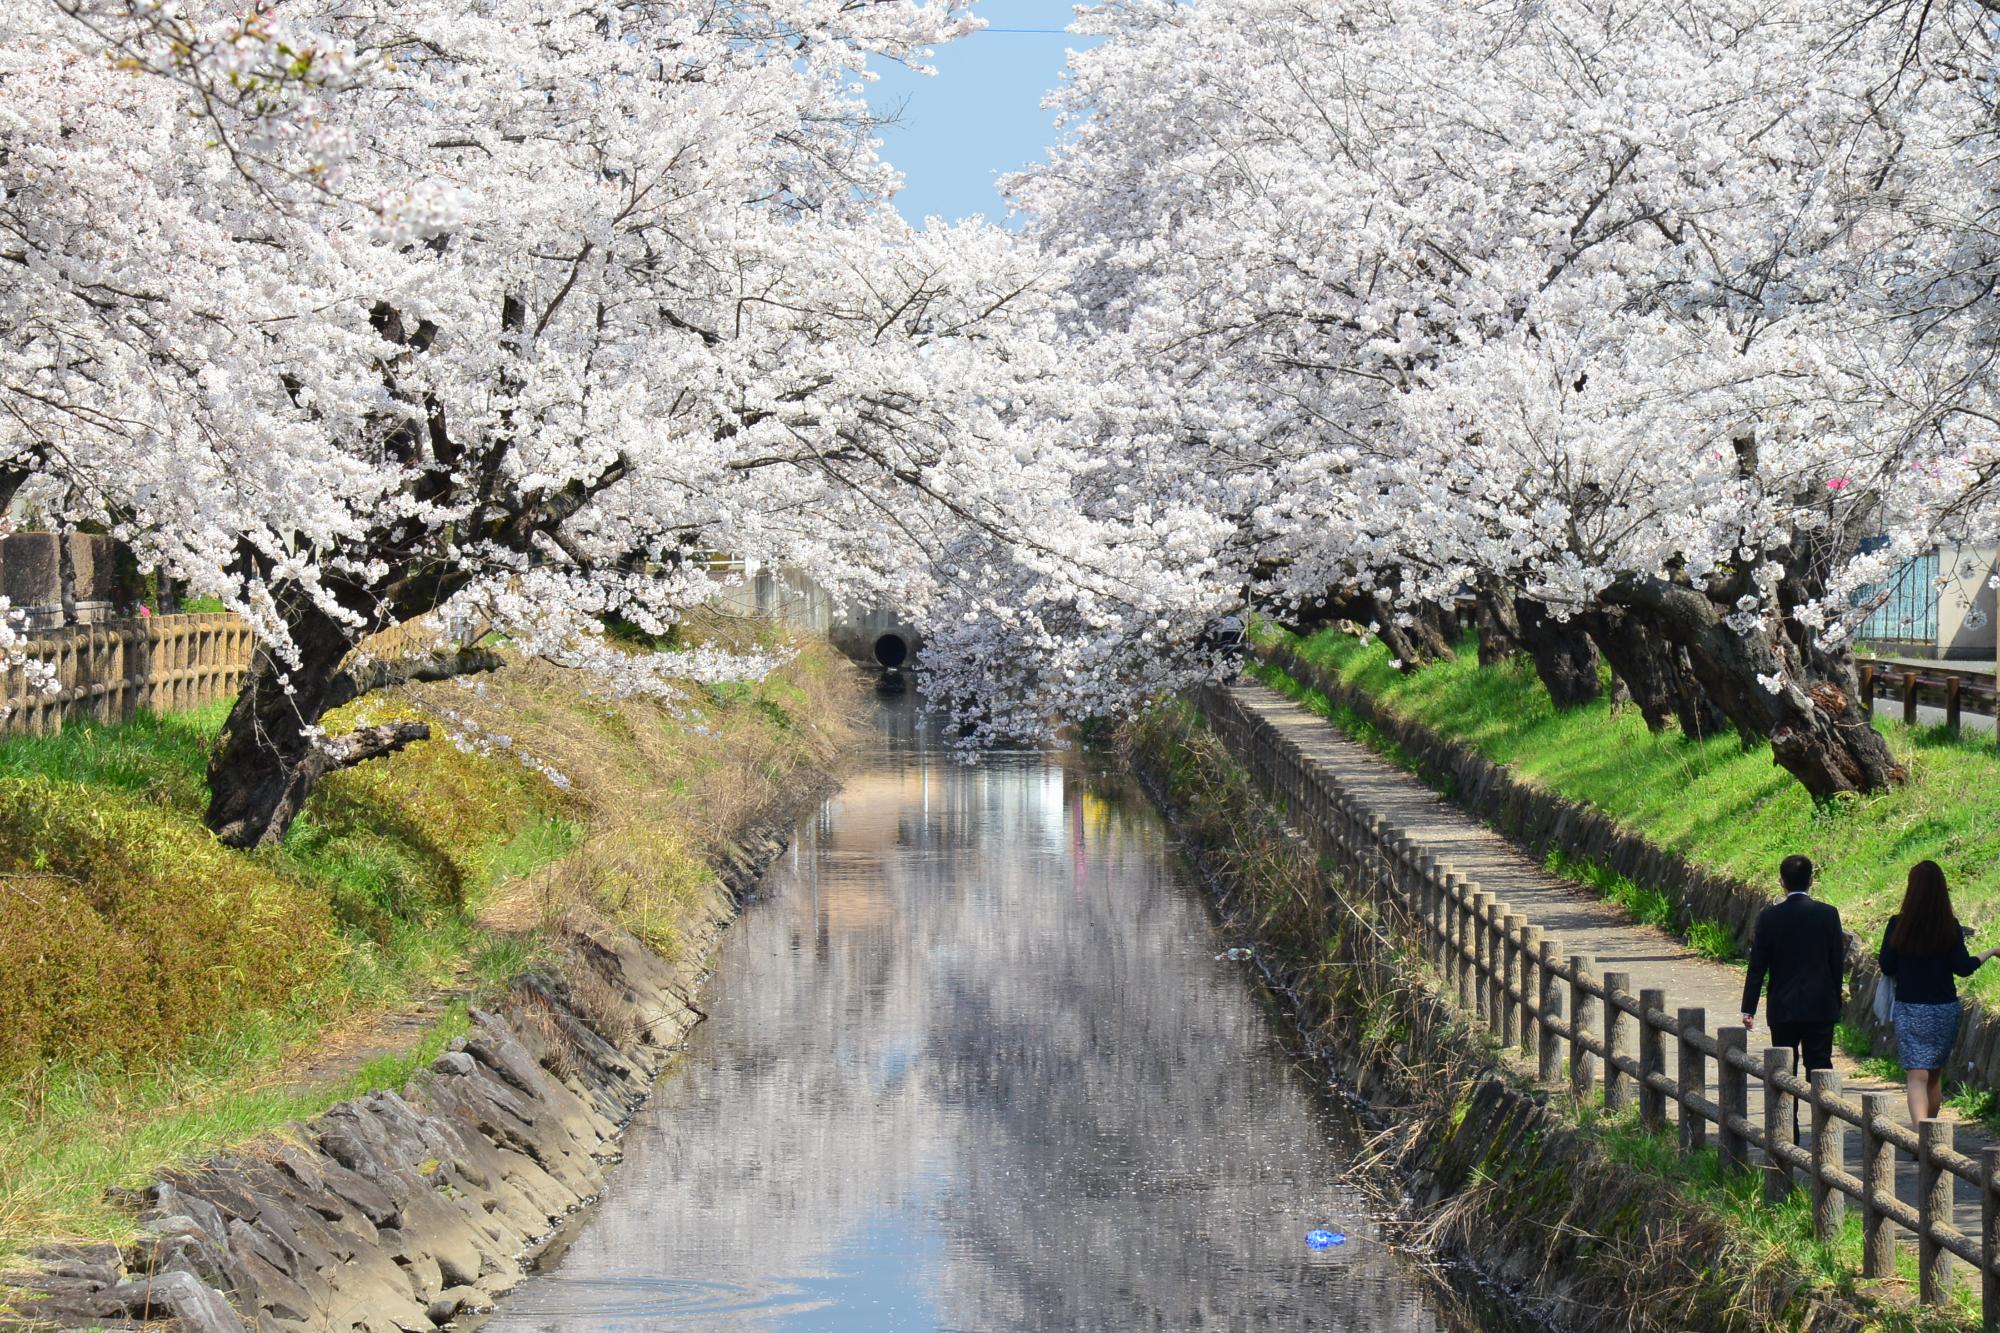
[1202,687,2000,1328]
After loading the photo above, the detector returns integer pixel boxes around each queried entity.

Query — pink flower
[138,605,151,618]
[1826,477,1851,492]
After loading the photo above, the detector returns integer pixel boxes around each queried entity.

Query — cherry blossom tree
[1000,0,2000,797]
[5,0,1118,844]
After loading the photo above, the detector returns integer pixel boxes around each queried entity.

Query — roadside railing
[1858,658,1999,735]
[1200,685,2000,1328]
[0,613,254,737]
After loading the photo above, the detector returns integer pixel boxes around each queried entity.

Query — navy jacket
[1878,916,1981,1005]
[1740,893,1845,1025]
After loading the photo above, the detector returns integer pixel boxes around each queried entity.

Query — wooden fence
[1200,685,2000,1328]
[0,614,255,736]
[1858,658,2000,734]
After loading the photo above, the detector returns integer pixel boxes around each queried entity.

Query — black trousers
[1769,1020,1835,1073]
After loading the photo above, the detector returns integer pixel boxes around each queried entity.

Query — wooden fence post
[1811,1069,1845,1241]
[1718,1027,1748,1172]
[1862,1092,1897,1280]
[1473,892,1496,1024]
[1570,955,1597,1103]
[1678,1007,1707,1152]
[1419,857,1439,952]
[1860,663,1875,719]
[1949,676,1964,732]
[1457,882,1479,1012]
[1502,913,1524,1051]
[1444,872,1465,996]
[1538,940,1563,1084]
[1521,924,1544,1057]
[1922,1118,1953,1304]
[1488,906,1509,1040]
[1602,971,1632,1113]
[1640,988,1669,1133]
[1983,1143,1999,1332]
[1904,671,1919,727]
[1764,1047,1796,1203]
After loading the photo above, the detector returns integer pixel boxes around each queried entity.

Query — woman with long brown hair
[1879,861,2000,1126]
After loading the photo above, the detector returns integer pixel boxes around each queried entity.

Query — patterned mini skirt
[1893,999,1962,1072]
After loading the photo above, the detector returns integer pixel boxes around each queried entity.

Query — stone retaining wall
[3,824,798,1333]
[1256,640,2000,1094]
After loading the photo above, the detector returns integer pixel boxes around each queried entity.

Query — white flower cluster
[17,0,2000,765]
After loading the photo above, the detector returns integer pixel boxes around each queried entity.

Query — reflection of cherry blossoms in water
[488,695,1527,1332]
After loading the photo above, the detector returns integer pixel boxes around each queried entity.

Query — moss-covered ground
[0,620,857,1259]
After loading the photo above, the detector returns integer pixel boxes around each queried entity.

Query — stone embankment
[4,828,795,1333]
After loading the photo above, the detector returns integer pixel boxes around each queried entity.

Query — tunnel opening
[873,632,910,669]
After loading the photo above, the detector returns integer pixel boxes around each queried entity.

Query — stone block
[0,532,57,609]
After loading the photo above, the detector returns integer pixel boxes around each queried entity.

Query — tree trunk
[1611,577,1904,796]
[205,595,506,848]
[205,602,362,848]
[1514,598,1603,708]
[56,527,78,628]
[1664,640,1728,742]
[1585,608,1697,734]
[1472,578,1524,667]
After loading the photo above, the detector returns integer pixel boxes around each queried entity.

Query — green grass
[0,698,577,1255]
[1579,1104,1976,1329]
[0,634,855,1260]
[0,1002,473,1259]
[1260,626,2000,1005]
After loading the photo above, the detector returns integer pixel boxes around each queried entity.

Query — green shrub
[0,778,336,1085]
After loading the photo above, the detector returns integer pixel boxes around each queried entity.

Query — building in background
[1858,544,1998,661]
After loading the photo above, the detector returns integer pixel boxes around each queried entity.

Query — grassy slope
[0,627,855,1256]
[1259,626,2000,1007]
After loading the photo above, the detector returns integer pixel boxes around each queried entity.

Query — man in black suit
[1740,854,1845,1072]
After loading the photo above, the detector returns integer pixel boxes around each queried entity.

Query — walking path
[1227,680,1997,1247]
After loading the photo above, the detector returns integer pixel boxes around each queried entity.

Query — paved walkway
[1228,681,1997,1249]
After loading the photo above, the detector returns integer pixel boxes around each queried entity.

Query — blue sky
[867,2,1100,227]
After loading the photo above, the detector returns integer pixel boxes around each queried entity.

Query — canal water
[484,697,1526,1331]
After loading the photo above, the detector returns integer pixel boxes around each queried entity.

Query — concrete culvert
[873,633,909,669]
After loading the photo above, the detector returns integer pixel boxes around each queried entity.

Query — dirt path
[1228,681,1996,1242]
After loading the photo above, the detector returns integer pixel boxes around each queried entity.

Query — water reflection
[485,698,1514,1331]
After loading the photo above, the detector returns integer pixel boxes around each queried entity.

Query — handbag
[1871,973,1896,1025]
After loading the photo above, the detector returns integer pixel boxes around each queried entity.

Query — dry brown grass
[410,628,863,957]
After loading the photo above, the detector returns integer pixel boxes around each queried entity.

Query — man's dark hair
[1780,855,1814,895]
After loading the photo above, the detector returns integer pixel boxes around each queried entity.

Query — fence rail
[0,614,254,736]
[1200,685,2000,1328]
[1858,658,2000,735]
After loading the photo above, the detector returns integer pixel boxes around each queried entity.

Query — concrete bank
[2,821,806,1333]
[1126,696,1869,1333]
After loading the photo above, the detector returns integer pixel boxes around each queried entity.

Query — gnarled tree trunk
[205,591,503,848]
[1610,576,1903,797]
[1514,597,1602,708]
[1472,577,1524,666]
[1583,607,1724,738]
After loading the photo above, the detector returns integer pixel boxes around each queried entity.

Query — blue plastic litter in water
[1305,1229,1346,1249]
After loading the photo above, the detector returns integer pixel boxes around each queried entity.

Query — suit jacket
[1741,893,1845,1025]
